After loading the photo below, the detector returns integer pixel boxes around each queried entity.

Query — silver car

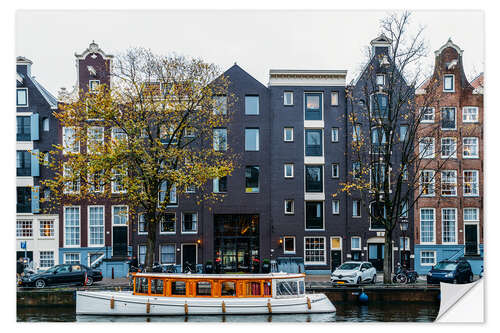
[330,261,377,285]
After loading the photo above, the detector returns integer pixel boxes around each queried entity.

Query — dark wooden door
[182,244,197,271]
[465,225,479,255]
[112,226,128,257]
[368,244,384,271]
[330,250,342,272]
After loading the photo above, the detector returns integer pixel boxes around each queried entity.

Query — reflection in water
[17,301,439,323]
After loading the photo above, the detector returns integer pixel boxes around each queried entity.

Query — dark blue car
[426,260,474,284]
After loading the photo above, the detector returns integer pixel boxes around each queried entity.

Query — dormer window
[443,75,454,92]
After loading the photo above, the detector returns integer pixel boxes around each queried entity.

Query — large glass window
[463,170,479,196]
[213,96,227,115]
[420,170,435,196]
[16,151,31,176]
[305,129,322,156]
[39,251,54,268]
[213,128,227,151]
[441,170,457,196]
[371,127,387,154]
[420,208,435,243]
[88,206,104,246]
[463,137,479,158]
[371,93,388,119]
[421,251,436,265]
[245,96,259,115]
[159,181,177,205]
[213,176,227,193]
[304,237,326,264]
[16,116,31,141]
[63,127,79,154]
[87,127,104,154]
[245,166,259,193]
[304,93,322,120]
[64,253,80,264]
[160,244,176,264]
[421,107,435,123]
[370,201,386,230]
[305,165,323,192]
[160,213,175,233]
[17,88,28,106]
[64,207,80,246]
[39,220,54,237]
[16,187,31,213]
[441,137,457,158]
[442,208,457,243]
[182,212,197,233]
[441,107,456,129]
[111,168,126,193]
[305,201,323,229]
[245,128,259,151]
[463,107,479,123]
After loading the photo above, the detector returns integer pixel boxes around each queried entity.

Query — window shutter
[31,149,40,177]
[31,185,40,213]
[30,113,39,141]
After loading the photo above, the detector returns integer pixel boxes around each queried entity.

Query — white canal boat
[76,272,335,316]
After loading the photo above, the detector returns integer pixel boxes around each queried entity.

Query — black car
[20,264,102,288]
[426,260,474,284]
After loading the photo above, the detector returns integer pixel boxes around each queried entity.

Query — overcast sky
[16,10,483,95]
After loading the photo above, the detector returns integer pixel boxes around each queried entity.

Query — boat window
[171,281,186,296]
[246,281,261,296]
[135,277,149,294]
[263,281,271,296]
[196,281,212,296]
[276,280,299,297]
[221,282,236,296]
[151,279,164,295]
[299,280,305,294]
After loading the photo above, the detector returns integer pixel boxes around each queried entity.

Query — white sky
[16,10,483,95]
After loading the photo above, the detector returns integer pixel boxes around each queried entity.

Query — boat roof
[132,272,305,280]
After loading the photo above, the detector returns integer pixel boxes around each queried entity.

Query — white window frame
[284,127,294,142]
[331,127,339,142]
[463,137,479,159]
[159,212,176,235]
[111,167,127,194]
[463,208,480,223]
[376,74,385,86]
[64,253,81,264]
[284,91,294,106]
[352,200,361,217]
[111,127,128,141]
[245,95,260,115]
[351,236,361,250]
[64,206,81,248]
[284,163,294,178]
[332,199,340,215]
[331,91,339,106]
[17,88,28,107]
[420,208,436,244]
[112,205,129,226]
[87,126,104,154]
[441,170,457,196]
[463,170,479,197]
[284,199,295,215]
[39,220,55,238]
[462,106,479,123]
[138,245,147,265]
[419,137,435,159]
[442,208,458,244]
[89,80,100,92]
[88,205,105,247]
[63,164,80,194]
[138,213,148,235]
[441,137,457,159]
[88,169,105,193]
[16,220,33,238]
[42,117,50,132]
[62,127,80,154]
[159,244,176,264]
[213,128,227,151]
[443,74,455,92]
[213,177,227,193]
[441,107,457,130]
[420,107,435,123]
[245,128,260,151]
[182,212,198,234]
[420,251,436,266]
[39,251,55,268]
[283,236,296,254]
[420,170,435,197]
[331,163,339,178]
[304,236,326,265]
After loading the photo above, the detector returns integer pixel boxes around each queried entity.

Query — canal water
[17,301,439,322]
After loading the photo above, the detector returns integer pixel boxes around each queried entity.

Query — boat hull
[76,291,335,316]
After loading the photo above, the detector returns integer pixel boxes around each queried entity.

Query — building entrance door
[465,224,479,255]
[368,243,384,271]
[112,226,128,257]
[182,244,197,272]
[330,250,342,272]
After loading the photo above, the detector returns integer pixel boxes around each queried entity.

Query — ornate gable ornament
[75,41,114,60]
[434,38,464,57]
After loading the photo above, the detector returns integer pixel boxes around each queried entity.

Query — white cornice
[435,38,464,57]
[269,70,347,87]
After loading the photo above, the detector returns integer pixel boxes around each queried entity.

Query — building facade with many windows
[414,39,484,274]
[16,56,59,271]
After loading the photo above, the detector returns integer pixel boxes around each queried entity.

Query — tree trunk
[383,231,393,284]
[145,214,157,272]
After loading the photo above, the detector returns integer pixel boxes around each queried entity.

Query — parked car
[20,264,102,288]
[426,260,473,284]
[330,261,377,285]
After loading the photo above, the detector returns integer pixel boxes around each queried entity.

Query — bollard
[112,267,114,280]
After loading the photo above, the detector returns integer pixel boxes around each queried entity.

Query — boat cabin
[131,273,306,298]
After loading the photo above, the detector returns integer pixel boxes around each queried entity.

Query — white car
[330,261,377,285]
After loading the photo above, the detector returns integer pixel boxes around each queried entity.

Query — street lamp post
[399,218,409,268]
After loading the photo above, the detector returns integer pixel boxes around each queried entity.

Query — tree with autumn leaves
[41,48,237,271]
